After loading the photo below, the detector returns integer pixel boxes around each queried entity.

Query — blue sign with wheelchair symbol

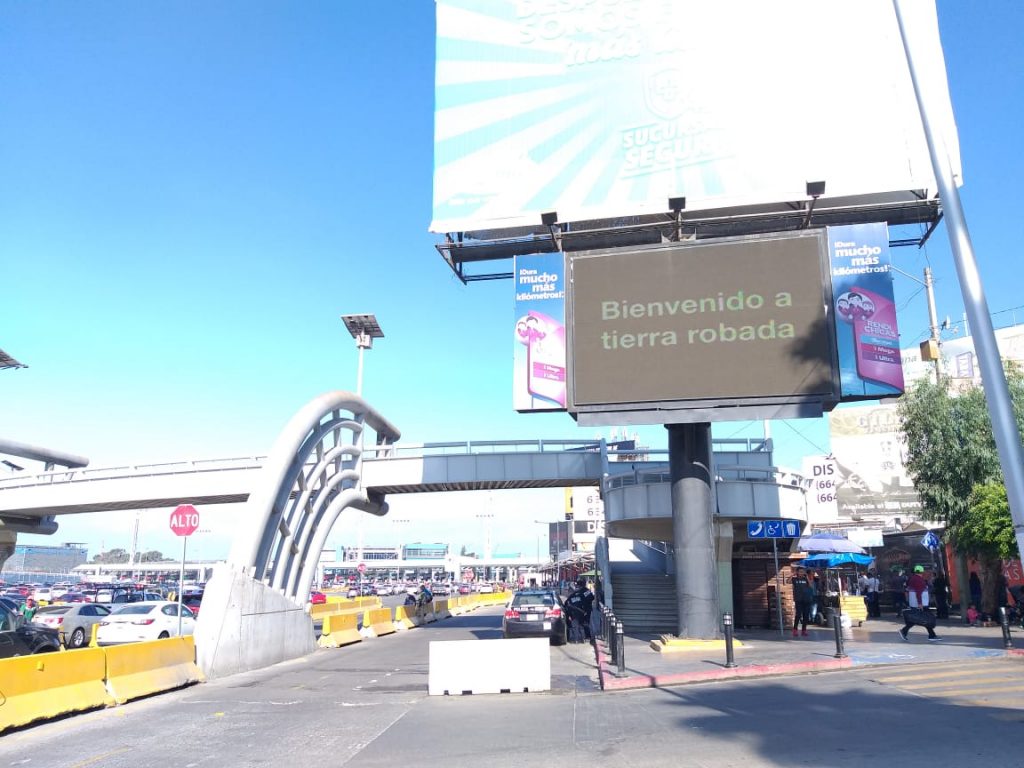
[747,519,800,539]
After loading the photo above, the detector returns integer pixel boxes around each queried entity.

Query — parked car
[478,584,494,594]
[502,589,567,645]
[0,606,61,657]
[32,603,112,648]
[110,590,164,604]
[309,591,327,605]
[181,594,204,617]
[346,586,360,598]
[32,587,53,603]
[96,601,197,645]
[458,584,472,595]
[374,585,392,597]
[0,596,22,614]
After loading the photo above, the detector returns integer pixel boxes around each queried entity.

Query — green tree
[898,365,1024,615]
[139,550,170,563]
[91,548,130,564]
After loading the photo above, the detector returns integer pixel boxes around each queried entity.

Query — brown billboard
[568,232,836,410]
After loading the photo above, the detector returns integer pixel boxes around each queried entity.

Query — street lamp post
[340,314,385,397]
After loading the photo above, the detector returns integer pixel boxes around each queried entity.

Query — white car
[32,587,53,603]
[95,601,196,645]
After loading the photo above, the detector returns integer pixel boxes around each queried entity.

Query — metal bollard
[999,607,1014,649]
[832,612,847,659]
[609,616,619,665]
[722,612,737,668]
[616,620,625,677]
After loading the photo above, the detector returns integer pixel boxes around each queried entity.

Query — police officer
[566,578,595,641]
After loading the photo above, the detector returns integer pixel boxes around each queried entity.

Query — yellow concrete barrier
[434,599,451,619]
[103,636,204,705]
[363,607,396,638]
[0,648,113,733]
[318,612,362,648]
[394,604,422,630]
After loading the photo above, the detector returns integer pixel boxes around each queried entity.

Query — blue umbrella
[800,553,874,568]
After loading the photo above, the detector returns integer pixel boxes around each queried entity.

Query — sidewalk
[594,614,1024,691]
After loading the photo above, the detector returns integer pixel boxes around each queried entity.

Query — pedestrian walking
[791,566,813,637]
[899,565,941,641]
[20,598,38,623]
[863,569,880,618]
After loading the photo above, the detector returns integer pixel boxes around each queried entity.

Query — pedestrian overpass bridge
[0,440,806,537]
[0,390,809,678]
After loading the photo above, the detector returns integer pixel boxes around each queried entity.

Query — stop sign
[169,504,200,537]
[357,563,367,574]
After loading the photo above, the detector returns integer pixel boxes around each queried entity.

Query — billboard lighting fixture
[802,181,827,228]
[541,211,562,250]
[668,197,688,241]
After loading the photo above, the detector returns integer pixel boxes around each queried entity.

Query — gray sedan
[32,603,112,648]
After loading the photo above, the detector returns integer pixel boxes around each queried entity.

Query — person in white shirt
[862,569,880,618]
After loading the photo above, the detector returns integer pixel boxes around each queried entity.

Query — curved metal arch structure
[229,390,401,605]
[197,391,400,679]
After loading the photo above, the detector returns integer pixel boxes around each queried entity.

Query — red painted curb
[1007,648,1024,657]
[593,641,851,691]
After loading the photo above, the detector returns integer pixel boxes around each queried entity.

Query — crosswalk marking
[857,659,1024,712]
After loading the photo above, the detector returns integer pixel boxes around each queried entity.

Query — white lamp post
[340,314,384,397]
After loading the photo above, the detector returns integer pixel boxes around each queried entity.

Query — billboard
[828,223,904,398]
[431,1,960,234]
[567,230,837,419]
[902,324,1024,392]
[828,403,922,521]
[513,252,567,411]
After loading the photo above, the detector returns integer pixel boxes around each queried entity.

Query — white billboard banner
[802,455,839,524]
[828,403,922,521]
[432,0,960,233]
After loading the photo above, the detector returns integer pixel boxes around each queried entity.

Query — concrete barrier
[317,613,362,648]
[394,604,421,630]
[428,638,550,695]
[362,607,396,638]
[104,636,204,705]
[434,599,451,620]
[0,648,113,732]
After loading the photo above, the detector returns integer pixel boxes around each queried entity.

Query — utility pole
[895,0,1024,563]
[924,266,942,382]
[891,264,943,384]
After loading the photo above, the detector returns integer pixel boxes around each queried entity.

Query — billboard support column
[668,423,719,639]
[895,0,1024,562]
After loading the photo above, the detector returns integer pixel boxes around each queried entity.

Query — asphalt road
[1,607,1020,768]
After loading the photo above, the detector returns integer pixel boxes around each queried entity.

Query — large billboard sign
[828,224,904,398]
[431,1,960,234]
[567,231,838,420]
[514,252,567,411]
[828,403,923,521]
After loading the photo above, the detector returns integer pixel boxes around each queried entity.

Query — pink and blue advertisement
[513,253,566,412]
[828,223,904,398]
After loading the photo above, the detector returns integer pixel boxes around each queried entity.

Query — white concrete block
[428,638,550,696]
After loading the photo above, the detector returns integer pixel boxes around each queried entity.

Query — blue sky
[3,2,1023,563]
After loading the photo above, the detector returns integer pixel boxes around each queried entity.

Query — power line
[780,420,830,456]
